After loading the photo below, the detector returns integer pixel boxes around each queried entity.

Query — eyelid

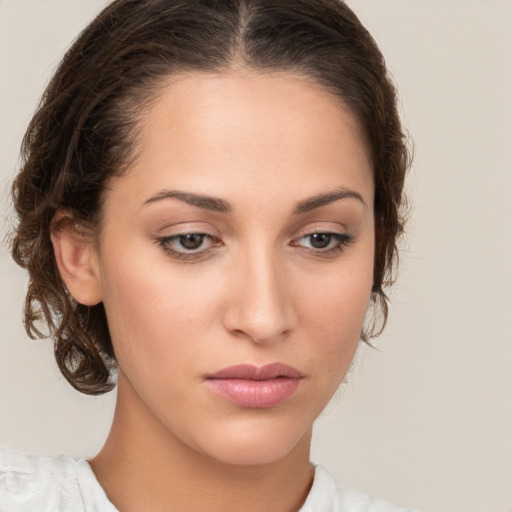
[154,221,220,237]
[289,224,355,256]
[291,232,353,246]
[155,232,223,261]
[291,221,348,239]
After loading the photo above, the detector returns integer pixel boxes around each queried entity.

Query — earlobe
[50,211,103,306]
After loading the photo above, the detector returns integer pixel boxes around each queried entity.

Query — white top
[0,447,414,511]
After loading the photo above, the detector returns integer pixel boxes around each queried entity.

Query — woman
[1,0,411,510]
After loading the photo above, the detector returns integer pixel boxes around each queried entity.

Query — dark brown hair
[11,0,410,395]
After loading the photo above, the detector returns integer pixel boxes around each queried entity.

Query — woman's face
[93,71,375,466]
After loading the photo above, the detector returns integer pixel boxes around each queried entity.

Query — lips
[204,363,304,409]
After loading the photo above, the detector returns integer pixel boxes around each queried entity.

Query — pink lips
[204,363,304,409]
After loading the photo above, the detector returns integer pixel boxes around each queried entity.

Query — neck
[90,373,314,512]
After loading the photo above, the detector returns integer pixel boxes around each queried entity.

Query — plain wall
[1,2,511,511]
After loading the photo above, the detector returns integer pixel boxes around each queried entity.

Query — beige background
[1,1,511,511]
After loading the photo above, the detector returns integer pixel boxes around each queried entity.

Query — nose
[222,249,297,345]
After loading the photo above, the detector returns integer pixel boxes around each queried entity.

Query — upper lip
[206,363,304,381]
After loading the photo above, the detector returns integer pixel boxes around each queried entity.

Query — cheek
[307,282,369,367]
[97,251,222,374]
[298,255,374,379]
[301,252,374,331]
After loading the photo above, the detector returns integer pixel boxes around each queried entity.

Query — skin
[52,71,375,512]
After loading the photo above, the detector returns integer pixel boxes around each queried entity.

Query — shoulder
[0,446,85,511]
[301,464,416,512]
[0,446,117,512]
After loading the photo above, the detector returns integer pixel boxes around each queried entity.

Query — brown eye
[292,232,354,255]
[309,233,332,249]
[157,233,217,259]
[178,234,207,250]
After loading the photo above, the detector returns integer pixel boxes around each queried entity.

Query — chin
[192,419,312,467]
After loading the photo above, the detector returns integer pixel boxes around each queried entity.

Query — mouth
[204,363,304,409]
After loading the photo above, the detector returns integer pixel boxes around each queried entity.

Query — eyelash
[291,232,354,256]
[155,232,354,261]
[156,233,220,260]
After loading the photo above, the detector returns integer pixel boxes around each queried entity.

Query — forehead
[105,70,374,211]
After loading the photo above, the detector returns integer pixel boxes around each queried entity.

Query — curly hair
[10,0,410,395]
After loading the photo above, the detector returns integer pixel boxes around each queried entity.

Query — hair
[11,0,410,395]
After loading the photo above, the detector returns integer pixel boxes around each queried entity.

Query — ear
[50,211,102,306]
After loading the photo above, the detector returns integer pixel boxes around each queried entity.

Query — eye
[156,233,220,260]
[292,232,353,254]
[304,233,334,249]
[176,233,209,250]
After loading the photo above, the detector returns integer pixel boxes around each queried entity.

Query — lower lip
[205,378,301,408]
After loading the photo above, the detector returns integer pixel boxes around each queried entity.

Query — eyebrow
[144,190,231,213]
[292,187,366,215]
[143,186,365,215]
